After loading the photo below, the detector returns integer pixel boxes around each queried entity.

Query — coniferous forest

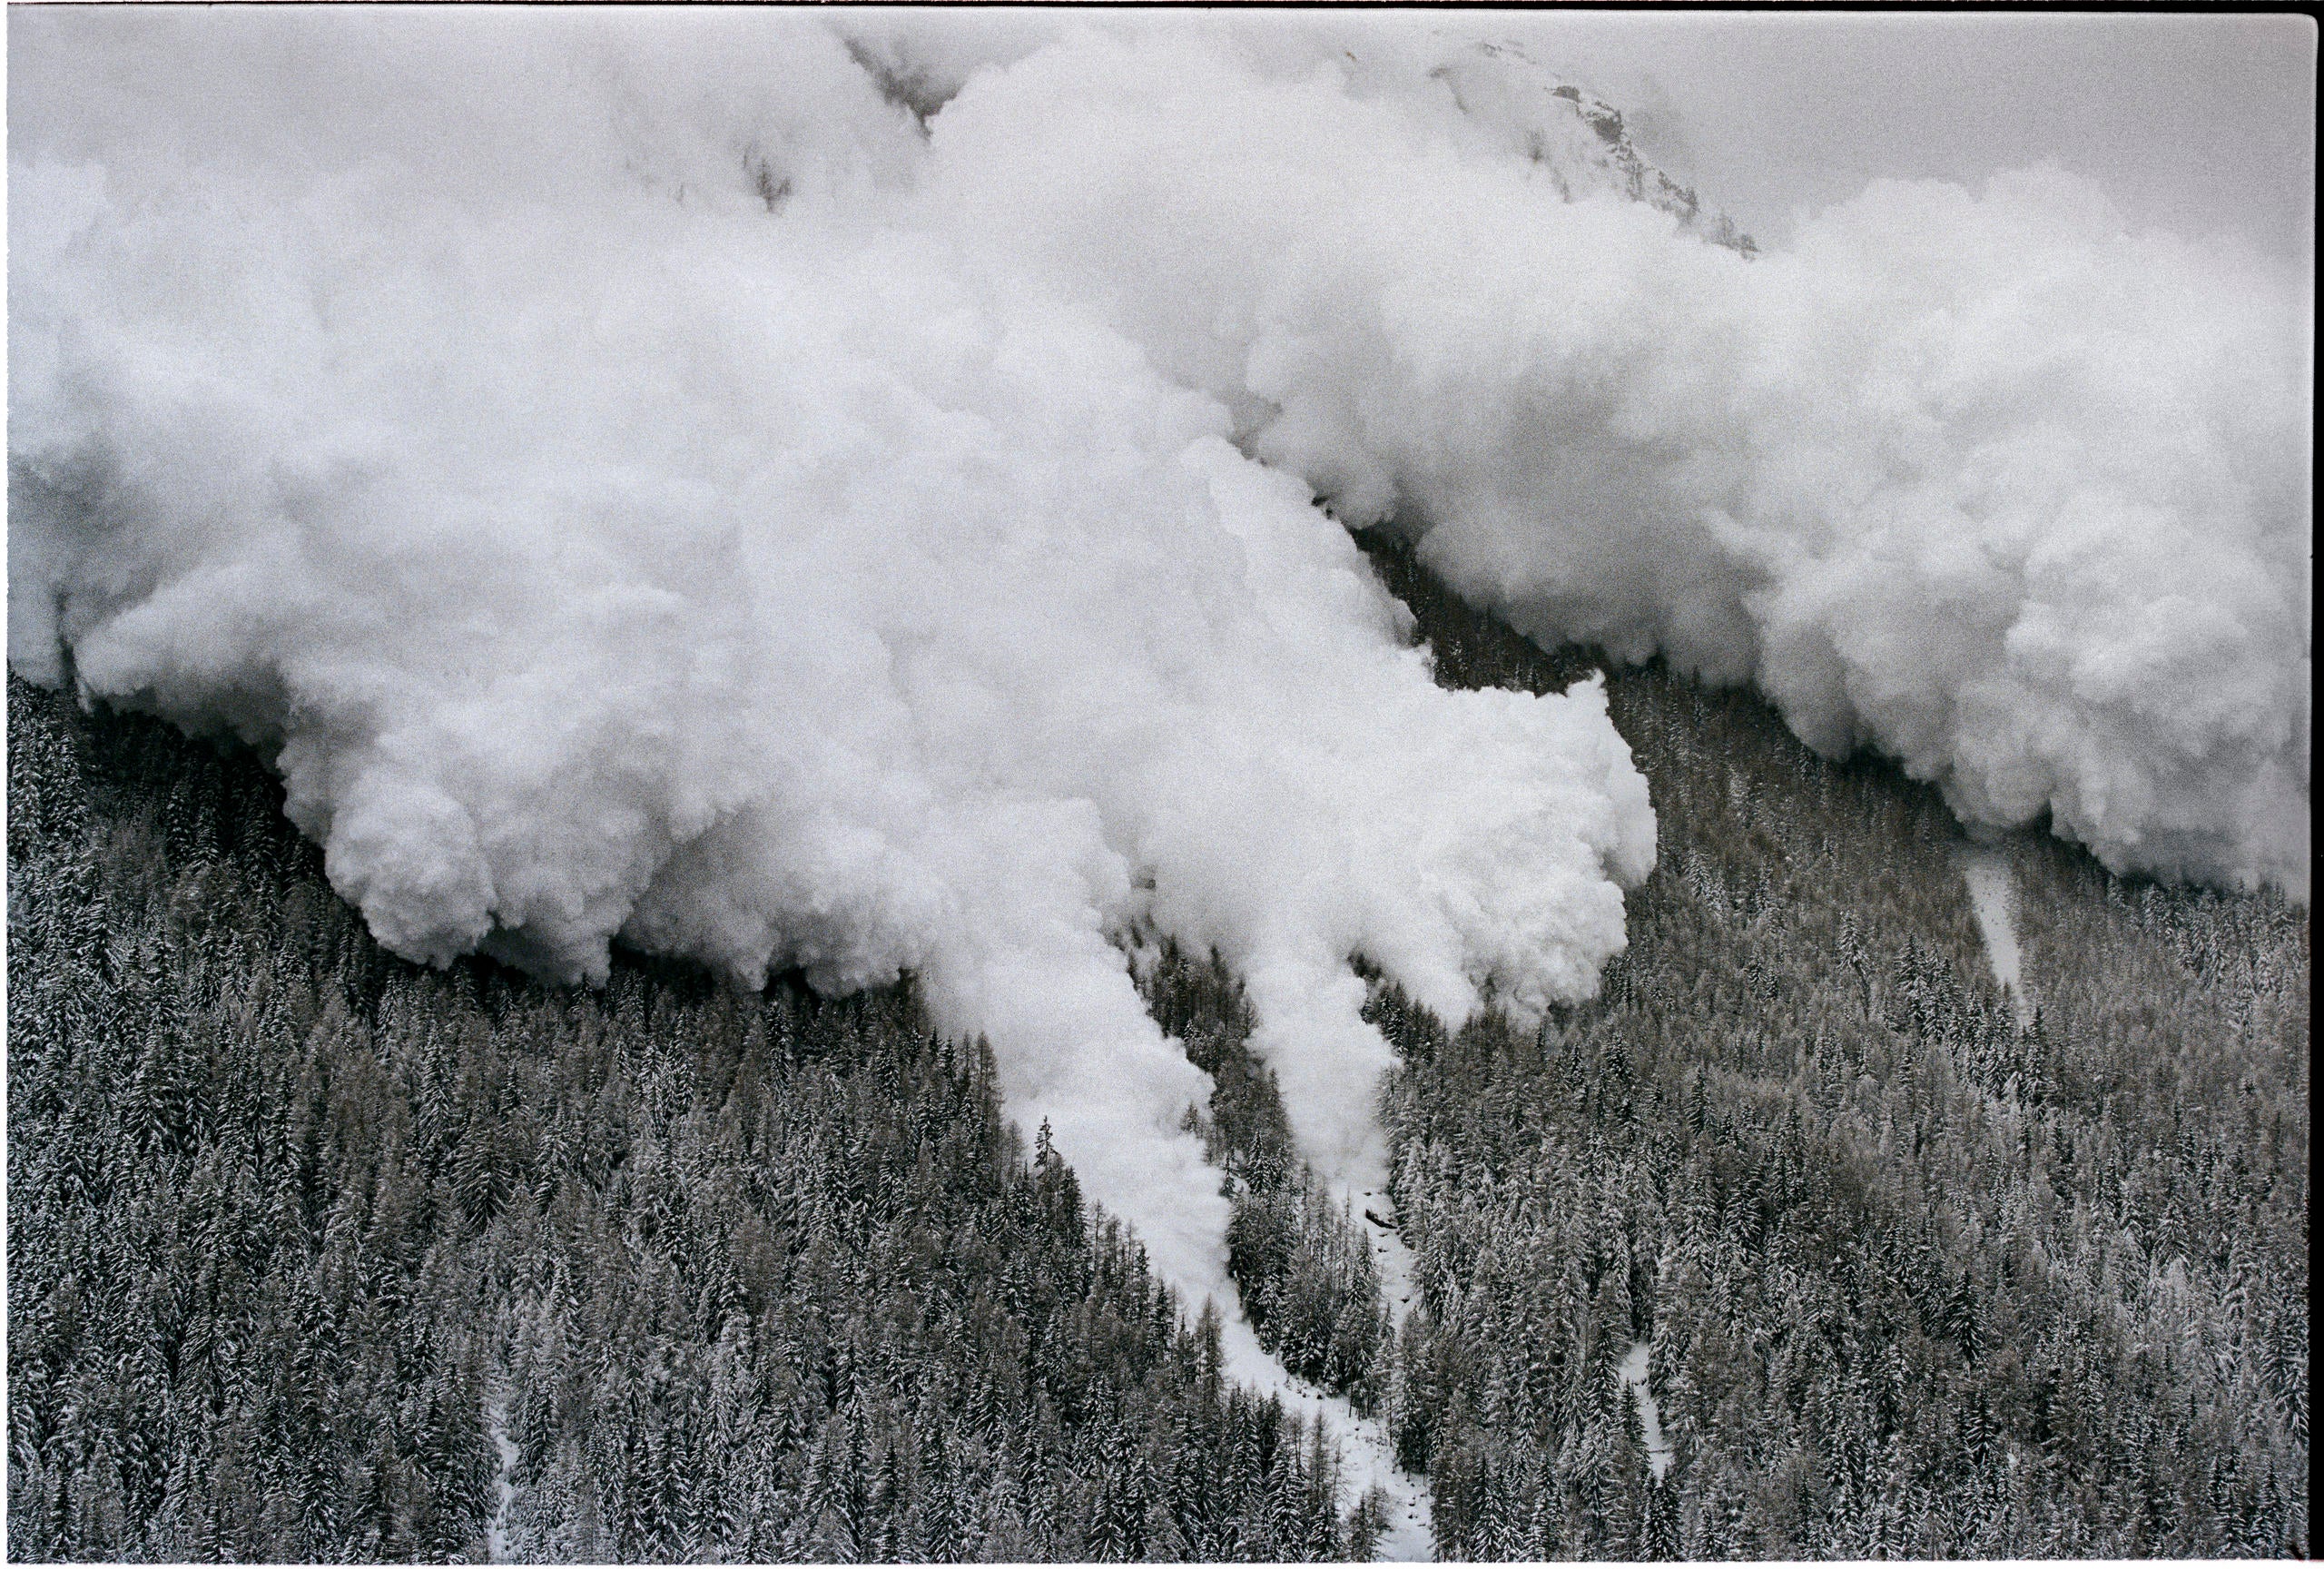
[1354,536,2309,1559]
[7,538,2309,1561]
[6,671,1373,1563]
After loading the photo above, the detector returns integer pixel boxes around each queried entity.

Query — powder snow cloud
[8,10,2309,1313]
[911,20,2311,896]
[9,9,1657,1322]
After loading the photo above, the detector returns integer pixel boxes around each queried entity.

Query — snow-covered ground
[1616,1340,1673,1481]
[1214,1274,1434,1562]
[1960,844,2034,1026]
[484,1394,519,1563]
[1206,1180,1434,1560]
[1287,1377,1435,1563]
[1354,1180,1420,1320]
[1349,1181,1433,1558]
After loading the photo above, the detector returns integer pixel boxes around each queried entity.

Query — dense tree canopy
[1358,532,2309,1559]
[6,676,1371,1563]
[8,536,2307,1561]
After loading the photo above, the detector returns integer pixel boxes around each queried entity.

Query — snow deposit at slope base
[8,10,1654,1319]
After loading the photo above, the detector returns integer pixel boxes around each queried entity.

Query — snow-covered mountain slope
[8,35,2308,1541]
[1412,36,1758,253]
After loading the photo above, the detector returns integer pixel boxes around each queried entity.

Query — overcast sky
[1469,10,2315,269]
[9,7,2312,267]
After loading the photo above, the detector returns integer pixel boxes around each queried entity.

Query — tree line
[1353,529,2309,1558]
[7,674,1380,1563]
[9,522,2308,1561]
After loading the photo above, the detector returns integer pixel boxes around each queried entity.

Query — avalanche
[7,8,1656,1345]
[8,8,2309,1367]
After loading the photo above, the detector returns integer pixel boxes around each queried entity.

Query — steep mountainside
[7,530,2308,1560]
[5,675,1381,1563]
[1356,534,2309,1558]
[1420,38,1757,253]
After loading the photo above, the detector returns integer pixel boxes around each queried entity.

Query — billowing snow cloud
[7,10,1655,1318]
[910,21,2311,895]
[9,10,2310,1310]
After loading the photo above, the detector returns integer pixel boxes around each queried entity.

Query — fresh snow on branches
[9,11,2308,1322]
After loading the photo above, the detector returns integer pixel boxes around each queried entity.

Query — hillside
[10,532,2306,1560]
[1356,533,2309,1557]
[8,13,2311,1563]
[5,674,1377,1562]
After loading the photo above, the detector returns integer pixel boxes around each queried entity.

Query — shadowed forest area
[1354,532,2309,1558]
[7,535,2308,1560]
[5,674,1374,1563]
